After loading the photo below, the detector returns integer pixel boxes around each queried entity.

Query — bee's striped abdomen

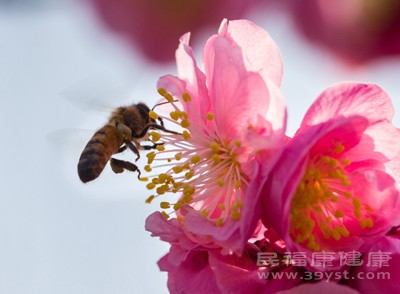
[78,124,122,183]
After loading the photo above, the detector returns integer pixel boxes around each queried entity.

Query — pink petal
[301,83,395,127]
[145,211,184,243]
[175,33,211,121]
[217,19,284,86]
[348,236,400,293]
[163,250,221,294]
[203,35,283,141]
[344,121,400,163]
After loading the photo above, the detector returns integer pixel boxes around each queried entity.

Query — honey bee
[77,102,176,183]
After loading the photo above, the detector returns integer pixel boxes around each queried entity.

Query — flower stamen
[143,89,252,225]
[290,142,375,251]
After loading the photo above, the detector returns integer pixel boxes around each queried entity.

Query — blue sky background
[1,1,399,293]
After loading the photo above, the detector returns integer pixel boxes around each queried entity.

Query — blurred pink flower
[261,82,400,270]
[288,0,400,64]
[146,211,301,294]
[145,19,286,254]
[88,0,260,63]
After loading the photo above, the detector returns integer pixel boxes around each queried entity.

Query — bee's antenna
[152,100,178,111]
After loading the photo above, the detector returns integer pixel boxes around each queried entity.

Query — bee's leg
[114,145,127,154]
[140,141,164,150]
[158,117,164,127]
[110,158,141,179]
[132,123,181,138]
[124,140,141,161]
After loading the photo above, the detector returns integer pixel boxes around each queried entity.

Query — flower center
[144,88,249,226]
[290,142,374,251]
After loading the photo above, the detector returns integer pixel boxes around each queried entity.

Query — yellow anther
[144,165,152,172]
[182,92,192,102]
[332,230,341,241]
[336,226,350,237]
[360,218,374,229]
[210,142,220,153]
[181,119,190,128]
[344,192,352,198]
[234,140,241,147]
[165,93,174,102]
[139,177,149,182]
[172,166,183,174]
[183,186,195,196]
[212,154,221,164]
[160,202,171,209]
[145,195,155,204]
[185,171,194,180]
[341,159,351,166]
[174,152,182,160]
[149,110,159,120]
[181,111,188,119]
[146,183,156,190]
[231,211,241,220]
[182,130,191,140]
[335,210,344,218]
[200,209,209,217]
[341,178,350,186]
[308,242,320,251]
[183,195,193,203]
[173,201,182,211]
[146,152,156,159]
[157,87,168,96]
[156,144,165,151]
[206,112,215,120]
[354,209,362,219]
[217,178,225,187]
[314,206,323,213]
[330,195,338,202]
[152,178,159,184]
[151,131,161,142]
[218,204,225,210]
[177,215,183,222]
[170,111,180,121]
[158,173,169,182]
[156,186,167,195]
[334,143,345,153]
[365,218,374,228]
[191,155,201,164]
[173,182,183,189]
[215,218,223,227]
[236,199,243,208]
[235,181,242,189]
[161,211,170,219]
[352,198,361,210]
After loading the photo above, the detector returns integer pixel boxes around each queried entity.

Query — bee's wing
[47,128,94,152]
[60,75,140,113]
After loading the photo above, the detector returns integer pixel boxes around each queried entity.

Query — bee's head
[136,102,157,124]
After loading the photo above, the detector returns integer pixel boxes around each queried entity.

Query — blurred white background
[0,1,399,293]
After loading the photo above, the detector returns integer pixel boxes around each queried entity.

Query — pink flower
[261,82,400,270]
[346,227,400,293]
[88,0,260,63]
[145,211,301,294]
[286,0,400,65]
[145,19,286,253]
